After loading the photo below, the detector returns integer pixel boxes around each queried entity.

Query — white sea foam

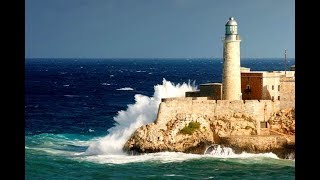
[205,151,280,159]
[204,145,279,159]
[85,79,196,155]
[77,152,202,164]
[164,174,184,177]
[116,87,134,91]
[74,151,283,165]
[64,95,80,98]
[101,83,111,86]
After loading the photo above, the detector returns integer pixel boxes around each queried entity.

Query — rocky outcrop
[123,100,295,159]
[268,108,295,135]
[124,113,216,154]
[220,135,295,159]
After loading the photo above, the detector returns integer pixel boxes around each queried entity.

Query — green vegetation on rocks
[179,121,201,135]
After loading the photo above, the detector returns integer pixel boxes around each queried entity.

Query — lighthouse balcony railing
[221,35,241,41]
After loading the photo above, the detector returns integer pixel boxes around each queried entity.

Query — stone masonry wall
[280,79,295,109]
[156,98,281,135]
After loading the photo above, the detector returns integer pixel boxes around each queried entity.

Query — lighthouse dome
[225,17,237,26]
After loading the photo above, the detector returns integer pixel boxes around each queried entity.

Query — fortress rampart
[156,98,281,135]
[124,97,294,157]
[280,77,295,109]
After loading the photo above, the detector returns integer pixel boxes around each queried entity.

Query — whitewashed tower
[222,17,242,100]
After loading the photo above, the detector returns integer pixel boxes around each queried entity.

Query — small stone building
[186,83,222,100]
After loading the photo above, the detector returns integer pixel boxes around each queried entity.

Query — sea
[25,58,295,179]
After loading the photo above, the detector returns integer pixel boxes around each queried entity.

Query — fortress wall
[155,98,281,133]
[280,80,295,109]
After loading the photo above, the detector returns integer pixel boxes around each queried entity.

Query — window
[278,85,280,91]
[272,96,274,100]
[230,26,235,34]
[278,96,280,100]
[272,85,274,90]
[245,85,251,93]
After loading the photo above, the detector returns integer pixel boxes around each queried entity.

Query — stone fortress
[124,17,295,158]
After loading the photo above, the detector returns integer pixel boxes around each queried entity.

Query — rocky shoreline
[123,108,295,159]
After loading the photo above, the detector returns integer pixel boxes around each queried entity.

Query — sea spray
[85,79,197,155]
[204,145,235,156]
[204,145,279,159]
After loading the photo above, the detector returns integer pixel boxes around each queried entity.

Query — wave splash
[205,145,235,156]
[204,145,279,159]
[85,79,196,155]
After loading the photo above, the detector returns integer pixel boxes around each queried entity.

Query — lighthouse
[222,17,242,100]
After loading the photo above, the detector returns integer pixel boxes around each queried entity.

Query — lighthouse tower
[222,17,242,100]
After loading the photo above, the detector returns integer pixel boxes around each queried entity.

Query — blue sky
[25,0,295,58]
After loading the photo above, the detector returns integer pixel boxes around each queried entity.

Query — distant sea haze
[25,58,295,179]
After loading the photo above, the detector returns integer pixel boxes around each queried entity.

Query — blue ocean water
[25,58,295,179]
